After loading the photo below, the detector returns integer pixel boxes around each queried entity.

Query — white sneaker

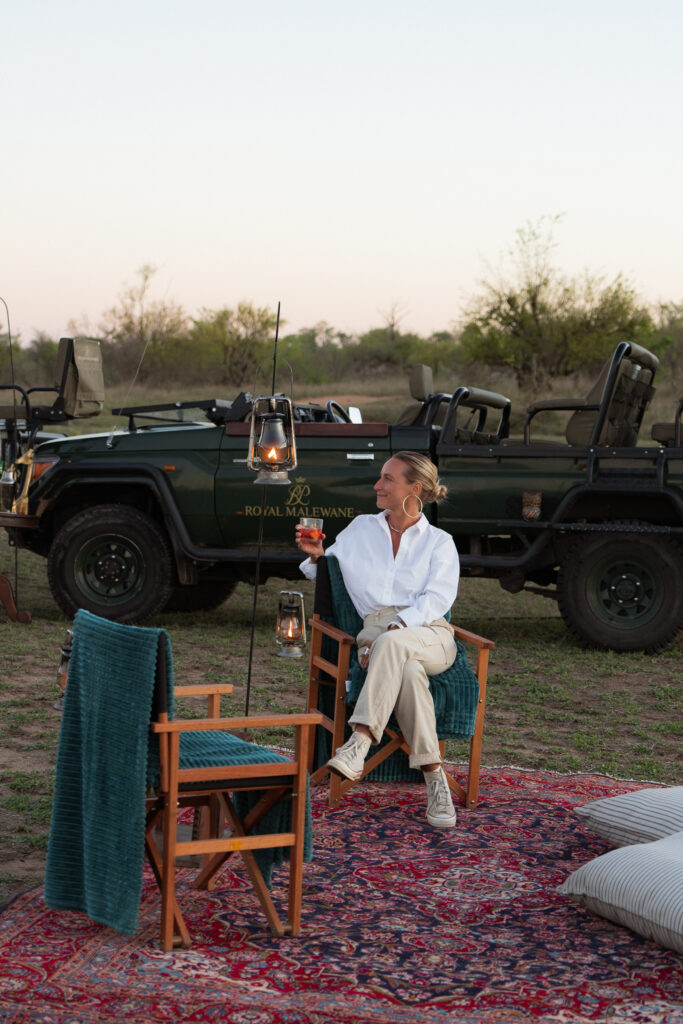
[327,731,372,781]
[424,767,457,828]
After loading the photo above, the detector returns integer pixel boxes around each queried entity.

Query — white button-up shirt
[300,512,459,627]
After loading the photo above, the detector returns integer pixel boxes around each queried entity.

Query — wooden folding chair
[45,610,321,952]
[305,556,494,809]
[147,639,320,950]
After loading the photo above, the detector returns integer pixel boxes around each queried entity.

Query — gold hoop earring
[402,495,423,519]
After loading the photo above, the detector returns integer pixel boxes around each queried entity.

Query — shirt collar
[376,511,428,535]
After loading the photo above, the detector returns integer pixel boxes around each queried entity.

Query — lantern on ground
[276,590,306,658]
[248,396,297,485]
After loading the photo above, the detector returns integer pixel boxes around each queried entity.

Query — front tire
[557,529,683,653]
[47,504,173,623]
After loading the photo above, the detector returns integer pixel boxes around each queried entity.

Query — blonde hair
[393,451,447,503]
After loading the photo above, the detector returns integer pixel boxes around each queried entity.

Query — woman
[297,451,459,829]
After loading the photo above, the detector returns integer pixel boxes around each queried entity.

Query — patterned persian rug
[1,767,682,1024]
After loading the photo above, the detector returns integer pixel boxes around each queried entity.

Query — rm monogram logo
[285,483,311,506]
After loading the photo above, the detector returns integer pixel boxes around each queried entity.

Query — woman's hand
[358,642,374,669]
[295,525,326,562]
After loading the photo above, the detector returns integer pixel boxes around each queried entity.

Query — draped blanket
[45,610,166,935]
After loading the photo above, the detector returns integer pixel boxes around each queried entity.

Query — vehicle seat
[651,398,683,447]
[394,364,450,428]
[565,361,654,447]
[524,342,658,446]
[450,428,502,445]
[395,364,431,425]
[0,337,104,427]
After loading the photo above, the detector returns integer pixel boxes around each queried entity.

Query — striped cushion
[575,786,683,847]
[558,830,683,954]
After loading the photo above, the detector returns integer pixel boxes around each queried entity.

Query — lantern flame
[267,447,278,461]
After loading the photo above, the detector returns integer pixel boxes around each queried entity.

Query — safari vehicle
[1,337,682,653]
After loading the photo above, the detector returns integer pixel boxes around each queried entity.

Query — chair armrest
[174,685,235,696]
[524,398,600,442]
[174,683,235,718]
[311,614,495,652]
[452,625,495,650]
[308,618,355,644]
[152,712,323,733]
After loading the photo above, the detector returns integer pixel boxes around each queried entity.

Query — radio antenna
[106,336,153,448]
[0,297,18,420]
[0,297,21,607]
[270,301,281,393]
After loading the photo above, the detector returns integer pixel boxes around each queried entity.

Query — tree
[0,332,60,390]
[651,301,683,392]
[461,217,653,386]
[96,265,189,383]
[354,305,425,373]
[279,322,356,384]
[412,330,459,374]
[186,302,279,388]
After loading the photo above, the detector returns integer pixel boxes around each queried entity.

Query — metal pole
[244,482,267,717]
[244,300,282,717]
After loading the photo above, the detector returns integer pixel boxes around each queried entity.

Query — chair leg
[145,809,191,950]
[197,796,223,889]
[287,723,309,936]
[158,733,192,952]
[221,795,286,937]
[464,646,489,809]
[194,788,287,890]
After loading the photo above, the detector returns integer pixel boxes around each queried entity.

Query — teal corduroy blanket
[45,609,312,936]
[45,610,167,935]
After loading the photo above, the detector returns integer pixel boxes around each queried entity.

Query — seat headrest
[409,364,433,402]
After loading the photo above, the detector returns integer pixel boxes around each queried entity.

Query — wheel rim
[586,554,663,630]
[74,533,146,605]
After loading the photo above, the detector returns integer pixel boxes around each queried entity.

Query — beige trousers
[349,607,457,768]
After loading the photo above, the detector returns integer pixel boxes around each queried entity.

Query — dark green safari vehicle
[2,338,682,653]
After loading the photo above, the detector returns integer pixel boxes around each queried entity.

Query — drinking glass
[298,516,323,540]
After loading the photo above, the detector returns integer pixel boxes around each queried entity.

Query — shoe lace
[343,733,367,758]
[428,772,451,813]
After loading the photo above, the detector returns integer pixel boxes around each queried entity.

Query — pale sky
[2,0,682,344]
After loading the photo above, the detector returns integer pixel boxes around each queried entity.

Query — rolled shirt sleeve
[299,556,318,580]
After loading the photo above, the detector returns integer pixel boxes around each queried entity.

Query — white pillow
[574,786,683,847]
[559,830,683,954]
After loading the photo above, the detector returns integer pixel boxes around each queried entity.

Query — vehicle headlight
[30,456,59,483]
